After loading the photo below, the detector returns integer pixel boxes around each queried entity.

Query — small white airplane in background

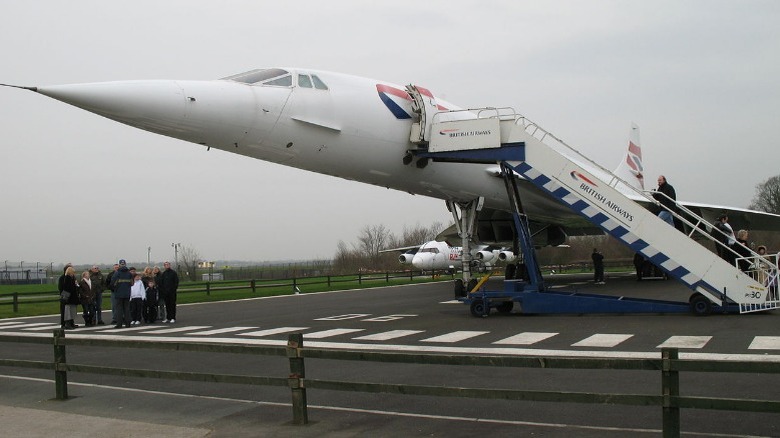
[383,240,515,272]
[3,67,779,254]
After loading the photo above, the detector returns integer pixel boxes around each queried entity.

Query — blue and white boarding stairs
[422,108,779,316]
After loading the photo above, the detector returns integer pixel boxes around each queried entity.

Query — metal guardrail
[1,330,778,436]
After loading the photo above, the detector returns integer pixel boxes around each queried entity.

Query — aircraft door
[244,86,293,161]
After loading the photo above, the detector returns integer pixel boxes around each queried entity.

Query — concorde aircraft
[3,68,779,262]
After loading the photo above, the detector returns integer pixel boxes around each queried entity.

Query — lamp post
[171,243,181,271]
[147,247,151,265]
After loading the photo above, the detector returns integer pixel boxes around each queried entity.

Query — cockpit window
[264,75,292,87]
[311,74,328,90]
[298,74,313,88]
[221,68,289,85]
[222,68,326,89]
[420,248,439,254]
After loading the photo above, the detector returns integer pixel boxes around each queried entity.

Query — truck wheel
[470,299,488,317]
[689,293,712,316]
[496,301,514,313]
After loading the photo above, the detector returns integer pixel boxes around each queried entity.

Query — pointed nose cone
[37,80,188,134]
[36,80,262,149]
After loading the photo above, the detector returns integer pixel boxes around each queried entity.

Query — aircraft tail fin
[613,123,645,190]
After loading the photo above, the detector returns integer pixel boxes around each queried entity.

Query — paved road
[1,272,779,436]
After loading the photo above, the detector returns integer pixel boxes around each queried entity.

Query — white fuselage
[32,68,587,230]
[401,241,504,271]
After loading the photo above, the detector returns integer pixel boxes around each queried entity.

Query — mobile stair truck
[411,103,778,317]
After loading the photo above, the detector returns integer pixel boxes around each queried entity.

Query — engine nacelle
[398,253,414,264]
[475,250,496,263]
[498,251,516,263]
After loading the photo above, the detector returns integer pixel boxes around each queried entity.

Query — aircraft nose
[36,80,262,149]
[37,80,188,133]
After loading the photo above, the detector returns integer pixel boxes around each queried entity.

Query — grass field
[0,273,449,319]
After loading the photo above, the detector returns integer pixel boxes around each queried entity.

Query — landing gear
[689,293,712,316]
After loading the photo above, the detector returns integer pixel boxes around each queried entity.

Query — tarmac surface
[1,374,641,437]
[1,273,778,437]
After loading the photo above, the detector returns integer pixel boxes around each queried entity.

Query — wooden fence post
[251,279,256,294]
[287,333,308,425]
[13,292,19,313]
[53,328,68,400]
[206,283,211,296]
[662,347,680,437]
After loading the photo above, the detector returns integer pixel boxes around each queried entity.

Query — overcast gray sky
[1,0,779,266]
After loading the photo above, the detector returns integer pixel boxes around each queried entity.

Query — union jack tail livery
[614,123,645,190]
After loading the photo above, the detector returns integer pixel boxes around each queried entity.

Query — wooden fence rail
[1,330,778,437]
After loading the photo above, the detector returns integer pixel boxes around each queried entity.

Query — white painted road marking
[22,324,63,331]
[362,314,417,322]
[239,327,310,337]
[353,330,425,341]
[493,332,558,345]
[304,328,365,339]
[421,331,489,343]
[315,314,370,321]
[657,336,712,349]
[0,322,53,330]
[748,336,780,350]
[186,327,259,336]
[140,326,211,334]
[572,334,633,348]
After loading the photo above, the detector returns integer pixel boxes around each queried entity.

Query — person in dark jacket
[591,248,605,284]
[57,263,72,327]
[734,229,752,272]
[158,261,180,323]
[105,263,119,324]
[152,266,165,321]
[653,175,677,226]
[61,266,81,329]
[89,265,105,325]
[110,259,134,328]
[78,270,96,326]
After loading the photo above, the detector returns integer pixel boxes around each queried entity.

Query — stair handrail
[432,108,768,278]
[502,113,768,278]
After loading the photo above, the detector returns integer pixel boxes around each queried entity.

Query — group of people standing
[58,260,179,330]
[652,175,771,274]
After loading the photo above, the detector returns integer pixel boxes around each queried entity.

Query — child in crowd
[144,279,159,324]
[129,273,145,325]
